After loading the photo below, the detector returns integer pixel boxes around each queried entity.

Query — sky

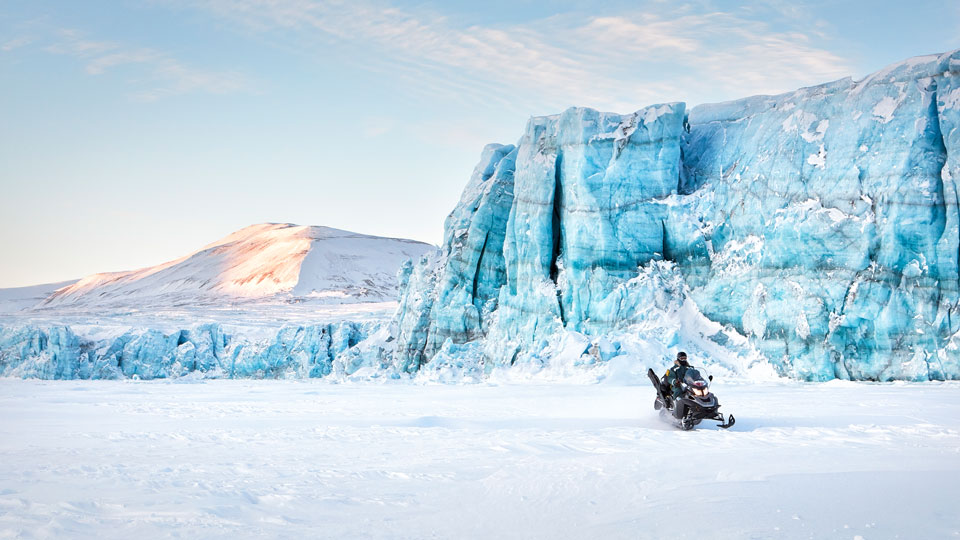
[1,0,958,288]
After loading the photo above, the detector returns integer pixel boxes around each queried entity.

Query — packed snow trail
[0,380,957,539]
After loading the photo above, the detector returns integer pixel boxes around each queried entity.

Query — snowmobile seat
[658,377,672,398]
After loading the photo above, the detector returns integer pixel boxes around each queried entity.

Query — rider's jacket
[663,364,689,398]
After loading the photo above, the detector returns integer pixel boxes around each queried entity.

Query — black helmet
[675,351,689,366]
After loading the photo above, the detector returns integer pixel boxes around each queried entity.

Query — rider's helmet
[675,351,689,367]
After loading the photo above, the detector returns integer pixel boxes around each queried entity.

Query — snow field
[0,380,958,539]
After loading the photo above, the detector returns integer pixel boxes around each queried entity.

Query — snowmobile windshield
[683,368,709,388]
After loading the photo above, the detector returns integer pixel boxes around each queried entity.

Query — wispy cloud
[44,29,249,101]
[956,4,960,46]
[360,116,394,138]
[182,0,852,112]
[1,37,32,52]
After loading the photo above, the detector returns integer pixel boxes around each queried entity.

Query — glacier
[0,322,380,380]
[4,50,960,381]
[396,50,960,381]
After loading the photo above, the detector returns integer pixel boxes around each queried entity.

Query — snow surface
[0,300,398,337]
[0,379,957,539]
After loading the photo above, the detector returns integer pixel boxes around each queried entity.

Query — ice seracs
[396,49,960,381]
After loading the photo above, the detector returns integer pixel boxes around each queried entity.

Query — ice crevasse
[395,50,960,381]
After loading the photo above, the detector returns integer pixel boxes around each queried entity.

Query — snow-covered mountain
[0,280,79,314]
[33,223,433,310]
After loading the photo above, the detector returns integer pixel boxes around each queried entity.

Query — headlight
[693,388,708,397]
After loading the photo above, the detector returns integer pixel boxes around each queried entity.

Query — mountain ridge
[19,223,433,311]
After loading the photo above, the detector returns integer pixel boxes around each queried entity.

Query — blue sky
[1,0,958,287]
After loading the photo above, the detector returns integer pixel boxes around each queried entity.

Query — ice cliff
[396,50,960,381]
[0,322,382,380]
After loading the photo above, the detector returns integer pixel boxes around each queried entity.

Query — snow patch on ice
[943,87,960,109]
[872,96,900,123]
[642,103,676,125]
[800,120,829,143]
[807,144,827,168]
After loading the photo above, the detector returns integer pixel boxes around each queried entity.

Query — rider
[662,351,691,403]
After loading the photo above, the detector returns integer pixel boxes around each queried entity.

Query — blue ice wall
[681,51,960,380]
[397,50,960,381]
[0,322,374,380]
[487,105,689,364]
[394,143,517,372]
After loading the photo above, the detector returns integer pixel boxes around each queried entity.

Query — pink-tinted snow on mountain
[40,223,433,309]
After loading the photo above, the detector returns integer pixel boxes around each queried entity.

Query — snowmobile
[647,366,735,430]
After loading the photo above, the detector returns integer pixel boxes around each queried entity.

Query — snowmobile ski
[718,414,735,429]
